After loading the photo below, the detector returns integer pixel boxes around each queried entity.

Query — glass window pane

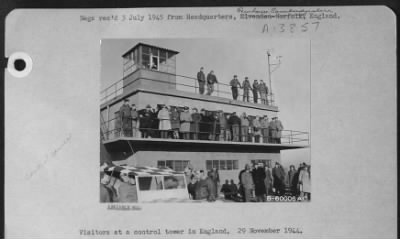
[166,161,173,169]
[142,54,150,69]
[175,161,183,171]
[227,160,233,170]
[142,45,150,54]
[220,160,226,170]
[164,175,185,190]
[206,160,212,170]
[138,176,163,191]
[212,160,219,170]
[160,50,167,59]
[233,160,239,170]
[157,161,165,168]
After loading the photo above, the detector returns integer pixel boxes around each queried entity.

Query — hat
[146,104,151,108]
[234,75,237,77]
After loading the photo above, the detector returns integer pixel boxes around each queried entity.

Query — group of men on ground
[196,67,269,104]
[116,99,284,144]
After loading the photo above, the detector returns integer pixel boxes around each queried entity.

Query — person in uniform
[242,77,252,102]
[269,116,277,143]
[180,106,192,140]
[209,112,220,141]
[190,108,201,140]
[197,67,206,95]
[131,104,139,137]
[206,70,218,96]
[119,99,132,137]
[229,75,241,100]
[252,116,262,143]
[157,105,172,139]
[252,79,259,103]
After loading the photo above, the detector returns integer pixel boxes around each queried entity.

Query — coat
[264,168,273,186]
[230,78,241,88]
[170,111,180,129]
[139,109,153,129]
[207,73,218,85]
[269,120,277,138]
[253,168,266,196]
[195,178,217,201]
[180,111,192,132]
[131,110,138,128]
[288,170,296,187]
[119,104,132,129]
[157,108,171,130]
[190,112,201,133]
[197,71,205,83]
[298,169,311,193]
[275,120,284,138]
[242,79,252,91]
[240,171,254,189]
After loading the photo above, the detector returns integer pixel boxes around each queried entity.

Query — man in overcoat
[197,67,206,94]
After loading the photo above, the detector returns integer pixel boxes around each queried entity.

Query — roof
[102,165,183,177]
[122,42,180,57]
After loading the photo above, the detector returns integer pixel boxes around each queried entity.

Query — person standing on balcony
[274,116,284,144]
[225,114,232,141]
[209,111,220,141]
[199,109,210,140]
[197,67,206,95]
[229,75,241,100]
[119,99,132,137]
[170,107,180,139]
[157,105,172,139]
[206,70,218,96]
[190,108,201,140]
[240,113,249,142]
[131,104,139,138]
[259,80,267,105]
[242,77,252,102]
[228,112,241,142]
[180,106,192,140]
[260,115,270,143]
[253,116,262,143]
[139,105,153,138]
[218,110,226,141]
[252,79,259,103]
[269,116,277,143]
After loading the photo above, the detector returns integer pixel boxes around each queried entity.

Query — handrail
[101,69,275,106]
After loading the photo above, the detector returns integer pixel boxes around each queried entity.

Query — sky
[101,38,311,168]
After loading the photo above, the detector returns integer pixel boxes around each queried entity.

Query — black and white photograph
[100,39,310,203]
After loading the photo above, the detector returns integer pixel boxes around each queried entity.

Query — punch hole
[7,52,32,78]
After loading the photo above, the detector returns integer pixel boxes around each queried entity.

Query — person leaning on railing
[229,75,241,100]
[252,79,259,103]
[206,70,218,96]
[242,77,252,102]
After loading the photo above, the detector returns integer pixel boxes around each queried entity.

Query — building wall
[121,151,281,184]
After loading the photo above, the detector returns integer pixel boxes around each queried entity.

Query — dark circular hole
[14,59,26,71]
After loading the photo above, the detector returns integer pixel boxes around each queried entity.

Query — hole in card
[7,52,32,78]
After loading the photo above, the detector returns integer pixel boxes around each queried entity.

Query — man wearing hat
[190,108,201,140]
[259,80,269,105]
[269,116,277,143]
[274,116,284,144]
[229,75,241,100]
[242,77,252,102]
[252,79,260,103]
[119,99,132,137]
[180,106,192,140]
[206,70,218,96]
[197,67,206,95]
[139,104,153,138]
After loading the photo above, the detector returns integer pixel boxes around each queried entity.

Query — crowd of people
[196,67,270,105]
[184,161,311,202]
[115,98,284,143]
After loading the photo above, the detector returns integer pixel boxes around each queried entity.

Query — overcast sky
[101,38,311,168]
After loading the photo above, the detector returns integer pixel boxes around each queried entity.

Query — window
[157,160,189,172]
[250,160,272,168]
[206,160,239,171]
[138,176,164,191]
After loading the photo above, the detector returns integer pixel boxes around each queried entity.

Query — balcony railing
[100,116,309,146]
[100,69,275,106]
